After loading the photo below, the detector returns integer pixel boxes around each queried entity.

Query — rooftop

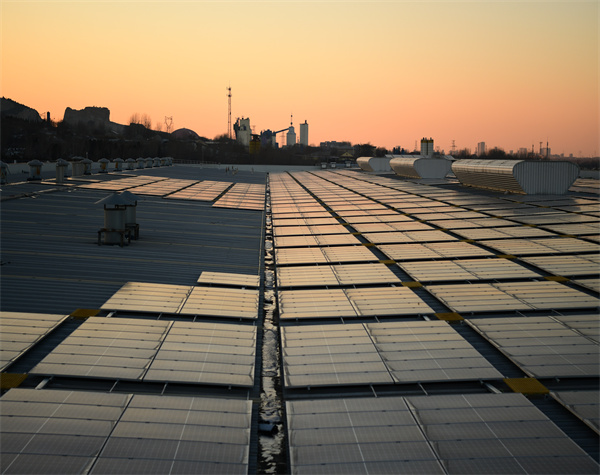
[1,163,598,474]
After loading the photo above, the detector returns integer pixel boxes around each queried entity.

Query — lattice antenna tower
[227,86,232,139]
[164,116,173,134]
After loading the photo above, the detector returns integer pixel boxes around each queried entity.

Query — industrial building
[299,120,309,146]
[1,161,598,474]
[421,137,434,157]
[235,117,307,149]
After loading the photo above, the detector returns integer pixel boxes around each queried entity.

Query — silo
[287,126,296,147]
[300,121,309,146]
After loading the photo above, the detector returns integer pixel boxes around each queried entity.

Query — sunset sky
[2,0,598,156]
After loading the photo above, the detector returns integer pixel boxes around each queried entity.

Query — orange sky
[2,0,598,156]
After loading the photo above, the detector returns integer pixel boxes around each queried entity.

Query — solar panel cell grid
[287,393,599,474]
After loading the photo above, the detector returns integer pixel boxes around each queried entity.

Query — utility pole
[164,116,173,134]
[227,86,232,139]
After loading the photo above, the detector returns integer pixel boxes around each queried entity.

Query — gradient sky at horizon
[2,0,598,156]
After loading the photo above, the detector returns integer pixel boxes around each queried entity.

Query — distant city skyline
[2,0,598,157]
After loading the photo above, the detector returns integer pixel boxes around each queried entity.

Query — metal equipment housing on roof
[356,156,393,172]
[452,159,580,194]
[390,156,452,179]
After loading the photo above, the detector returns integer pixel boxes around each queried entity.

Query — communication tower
[227,86,232,139]
[164,116,173,134]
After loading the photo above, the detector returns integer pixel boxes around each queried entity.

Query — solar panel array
[78,175,165,191]
[467,316,599,378]
[281,321,502,387]
[165,180,231,201]
[1,167,598,474]
[1,388,251,474]
[100,282,259,319]
[269,170,599,472]
[213,183,265,210]
[0,312,68,372]
[286,393,599,474]
[127,178,198,196]
[30,317,257,387]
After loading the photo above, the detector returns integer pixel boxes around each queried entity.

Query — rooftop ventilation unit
[145,158,153,168]
[356,157,393,173]
[136,158,145,169]
[95,193,132,246]
[390,156,451,179]
[82,158,93,175]
[452,159,580,195]
[113,158,124,172]
[126,158,136,170]
[1,161,9,184]
[70,157,85,177]
[153,157,161,167]
[120,190,140,240]
[55,159,69,184]
[98,158,110,174]
[27,160,43,181]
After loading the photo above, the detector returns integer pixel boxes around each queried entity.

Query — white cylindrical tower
[287,126,296,147]
[300,120,309,146]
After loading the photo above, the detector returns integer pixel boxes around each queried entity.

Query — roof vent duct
[113,158,124,172]
[55,159,69,184]
[95,193,132,246]
[1,161,9,184]
[126,158,136,170]
[98,158,110,174]
[136,158,145,169]
[82,158,93,175]
[27,160,43,181]
[120,191,140,240]
[71,157,85,177]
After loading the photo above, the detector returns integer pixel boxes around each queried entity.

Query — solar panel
[274,233,362,248]
[128,178,198,196]
[278,288,357,319]
[165,180,231,201]
[540,223,600,236]
[286,393,599,474]
[551,390,599,434]
[281,321,500,387]
[93,393,250,473]
[101,282,192,313]
[144,321,256,386]
[400,258,540,282]
[467,316,600,378]
[427,281,599,313]
[483,237,598,256]
[197,271,260,288]
[179,287,259,319]
[0,312,68,371]
[428,217,519,229]
[277,263,400,288]
[29,317,170,380]
[0,388,130,474]
[523,254,600,277]
[346,287,434,316]
[451,226,556,241]
[379,242,493,261]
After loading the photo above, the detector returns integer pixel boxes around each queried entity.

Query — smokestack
[46,112,51,122]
